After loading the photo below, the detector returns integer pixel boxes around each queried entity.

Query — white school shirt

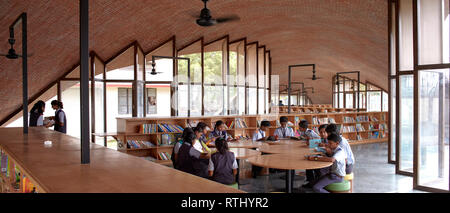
[274,127,295,138]
[339,136,355,165]
[331,146,347,177]
[298,128,320,139]
[37,115,44,126]
[252,129,265,141]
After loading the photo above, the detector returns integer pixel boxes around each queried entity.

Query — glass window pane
[399,0,414,71]
[177,85,188,117]
[106,47,134,80]
[106,82,132,132]
[248,88,257,114]
[258,89,265,114]
[383,91,389,112]
[146,39,174,82]
[204,86,224,116]
[418,69,449,190]
[246,44,257,87]
[418,0,450,65]
[258,47,265,88]
[204,39,225,84]
[229,87,238,115]
[94,81,104,135]
[238,86,245,115]
[178,40,202,83]
[390,79,397,161]
[191,85,202,117]
[368,91,381,112]
[346,93,354,108]
[399,75,414,173]
[339,93,344,108]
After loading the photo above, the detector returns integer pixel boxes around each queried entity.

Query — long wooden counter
[0,127,243,193]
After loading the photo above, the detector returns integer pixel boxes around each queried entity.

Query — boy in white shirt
[325,124,355,174]
[306,133,346,193]
[274,116,295,139]
[296,119,320,140]
[252,121,271,141]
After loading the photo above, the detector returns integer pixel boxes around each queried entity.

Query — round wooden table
[226,140,268,149]
[257,144,313,155]
[246,154,332,193]
[266,139,306,146]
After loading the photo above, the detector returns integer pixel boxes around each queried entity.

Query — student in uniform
[278,100,284,106]
[177,127,211,178]
[209,120,233,144]
[48,100,67,134]
[325,124,355,174]
[252,121,271,141]
[172,122,209,169]
[273,116,294,139]
[29,100,46,127]
[208,138,238,185]
[306,133,347,193]
[303,124,329,188]
[295,119,320,140]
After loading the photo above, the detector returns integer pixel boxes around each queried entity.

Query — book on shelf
[370,116,379,122]
[158,152,171,161]
[22,175,36,193]
[0,150,7,174]
[158,124,184,133]
[226,120,234,129]
[294,117,300,126]
[343,116,355,123]
[127,140,155,149]
[356,115,369,122]
[381,114,386,121]
[356,134,363,141]
[159,133,181,146]
[312,117,328,125]
[379,124,387,131]
[342,125,356,133]
[369,132,380,139]
[139,124,158,134]
[355,123,365,132]
[235,118,248,128]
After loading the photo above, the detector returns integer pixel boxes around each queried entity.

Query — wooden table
[266,139,307,146]
[0,127,243,193]
[257,144,314,155]
[246,154,332,193]
[216,140,267,149]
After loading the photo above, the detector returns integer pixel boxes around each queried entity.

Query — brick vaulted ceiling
[0,0,388,121]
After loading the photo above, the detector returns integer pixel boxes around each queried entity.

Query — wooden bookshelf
[114,110,389,163]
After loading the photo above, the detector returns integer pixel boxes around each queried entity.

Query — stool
[324,180,351,193]
[228,182,239,189]
[344,173,354,193]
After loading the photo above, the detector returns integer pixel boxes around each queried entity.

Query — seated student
[274,116,295,139]
[306,133,346,193]
[303,124,329,188]
[209,120,233,144]
[325,124,355,174]
[208,138,238,185]
[177,127,211,178]
[252,121,272,141]
[172,122,209,169]
[293,119,320,140]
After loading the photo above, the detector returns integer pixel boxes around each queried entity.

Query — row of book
[157,134,181,146]
[356,115,370,122]
[341,125,356,133]
[127,140,155,149]
[354,132,387,141]
[368,124,388,131]
[139,124,158,134]
[139,123,184,133]
[311,117,337,125]
[343,116,356,123]
[235,118,248,128]
[355,123,365,132]
[159,152,171,161]
[158,124,184,133]
[1,149,34,193]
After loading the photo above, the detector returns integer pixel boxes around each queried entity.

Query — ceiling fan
[194,0,240,27]
[149,61,163,75]
[0,34,32,59]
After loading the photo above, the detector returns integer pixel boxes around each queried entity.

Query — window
[118,88,132,115]
[146,88,157,114]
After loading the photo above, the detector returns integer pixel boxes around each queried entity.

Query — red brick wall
[0,0,388,122]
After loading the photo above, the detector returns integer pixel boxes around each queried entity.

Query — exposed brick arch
[0,0,388,122]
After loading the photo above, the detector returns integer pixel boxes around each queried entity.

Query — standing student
[209,120,232,143]
[325,124,355,174]
[48,100,67,134]
[274,116,295,139]
[307,133,346,193]
[177,127,211,178]
[252,121,271,141]
[303,124,329,188]
[29,100,46,127]
[208,138,238,185]
[295,119,320,140]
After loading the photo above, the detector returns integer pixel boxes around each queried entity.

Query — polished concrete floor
[238,143,426,193]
